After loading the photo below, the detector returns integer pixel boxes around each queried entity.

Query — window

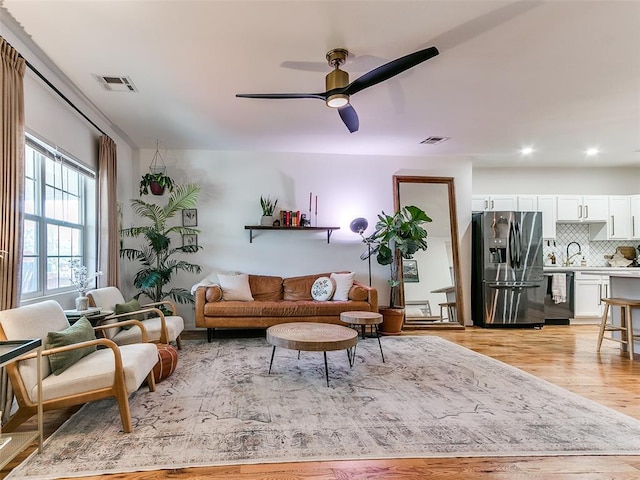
[22,135,96,299]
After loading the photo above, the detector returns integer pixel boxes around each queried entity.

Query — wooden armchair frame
[88,289,183,350]
[0,318,156,433]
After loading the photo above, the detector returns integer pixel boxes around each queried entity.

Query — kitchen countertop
[544,266,640,277]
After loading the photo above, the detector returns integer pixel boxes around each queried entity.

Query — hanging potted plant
[362,205,432,334]
[140,171,175,196]
[140,139,175,196]
[260,196,278,226]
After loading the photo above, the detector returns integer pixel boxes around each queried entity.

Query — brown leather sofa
[195,272,378,341]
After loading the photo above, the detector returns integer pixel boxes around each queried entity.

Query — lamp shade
[350,217,368,234]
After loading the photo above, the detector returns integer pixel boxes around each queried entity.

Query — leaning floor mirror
[394,175,465,329]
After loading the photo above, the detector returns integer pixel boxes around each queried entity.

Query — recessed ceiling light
[586,147,599,156]
[520,147,534,155]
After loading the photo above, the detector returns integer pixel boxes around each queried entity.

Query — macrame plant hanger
[149,140,166,175]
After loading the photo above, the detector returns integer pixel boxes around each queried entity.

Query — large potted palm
[363,205,431,334]
[120,183,202,306]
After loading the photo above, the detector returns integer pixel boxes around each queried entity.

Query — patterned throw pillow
[311,276,335,301]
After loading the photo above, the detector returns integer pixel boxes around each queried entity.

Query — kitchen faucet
[565,241,582,266]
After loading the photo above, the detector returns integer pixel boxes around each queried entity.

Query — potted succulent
[139,171,175,196]
[260,196,278,226]
[362,205,432,334]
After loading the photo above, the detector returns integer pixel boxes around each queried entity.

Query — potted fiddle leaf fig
[362,205,432,334]
[139,172,175,196]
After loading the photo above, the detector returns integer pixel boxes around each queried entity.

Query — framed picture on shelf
[402,259,419,283]
[182,234,198,247]
[182,209,198,227]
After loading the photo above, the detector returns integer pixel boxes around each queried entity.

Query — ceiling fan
[236,46,439,133]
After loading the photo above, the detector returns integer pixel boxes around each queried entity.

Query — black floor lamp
[350,217,372,286]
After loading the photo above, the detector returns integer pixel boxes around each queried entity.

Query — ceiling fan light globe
[326,95,349,108]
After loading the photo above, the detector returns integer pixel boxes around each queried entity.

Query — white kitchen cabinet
[590,196,631,240]
[472,195,518,212]
[537,195,557,239]
[631,195,640,239]
[557,195,608,222]
[574,272,609,318]
[516,195,537,211]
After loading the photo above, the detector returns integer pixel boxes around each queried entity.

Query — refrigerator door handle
[514,221,522,269]
[508,222,515,268]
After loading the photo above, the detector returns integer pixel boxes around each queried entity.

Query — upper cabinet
[472,195,518,212]
[589,196,631,240]
[556,195,608,222]
[537,196,557,239]
[632,195,640,240]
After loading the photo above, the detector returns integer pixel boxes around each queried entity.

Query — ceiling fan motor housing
[325,48,350,107]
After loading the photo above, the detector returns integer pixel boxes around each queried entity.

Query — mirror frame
[393,175,465,327]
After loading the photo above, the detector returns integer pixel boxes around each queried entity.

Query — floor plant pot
[379,307,405,335]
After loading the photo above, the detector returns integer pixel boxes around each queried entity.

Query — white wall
[125,150,473,328]
[473,167,639,194]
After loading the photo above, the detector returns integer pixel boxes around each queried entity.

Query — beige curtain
[0,36,26,423]
[98,135,120,288]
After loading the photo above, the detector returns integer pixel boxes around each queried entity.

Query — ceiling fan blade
[236,93,326,100]
[343,46,439,96]
[338,104,359,133]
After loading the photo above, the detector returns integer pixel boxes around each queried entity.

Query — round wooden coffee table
[340,311,385,363]
[266,322,358,386]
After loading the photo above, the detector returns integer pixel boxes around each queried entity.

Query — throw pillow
[218,273,254,301]
[311,276,335,301]
[45,317,97,375]
[331,272,355,301]
[114,298,145,329]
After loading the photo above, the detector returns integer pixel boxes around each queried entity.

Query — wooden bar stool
[439,302,457,322]
[597,297,640,360]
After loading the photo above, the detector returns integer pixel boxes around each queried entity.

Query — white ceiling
[2,0,639,167]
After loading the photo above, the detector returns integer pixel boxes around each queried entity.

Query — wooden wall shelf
[244,226,340,244]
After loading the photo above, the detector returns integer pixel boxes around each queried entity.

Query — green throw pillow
[114,298,145,329]
[45,317,97,375]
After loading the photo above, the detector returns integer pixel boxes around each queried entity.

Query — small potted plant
[260,196,278,226]
[363,205,432,334]
[139,172,175,196]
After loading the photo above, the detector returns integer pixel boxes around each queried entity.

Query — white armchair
[0,300,158,433]
[87,287,184,349]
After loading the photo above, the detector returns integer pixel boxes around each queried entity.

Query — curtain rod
[25,59,109,138]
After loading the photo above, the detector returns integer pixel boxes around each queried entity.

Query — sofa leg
[207,328,215,342]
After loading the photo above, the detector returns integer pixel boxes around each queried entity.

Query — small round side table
[340,311,385,363]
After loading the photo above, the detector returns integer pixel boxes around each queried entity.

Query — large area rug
[9,335,640,479]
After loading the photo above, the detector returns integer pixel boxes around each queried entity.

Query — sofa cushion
[283,273,330,301]
[204,300,372,317]
[330,272,355,301]
[218,273,254,301]
[249,275,283,301]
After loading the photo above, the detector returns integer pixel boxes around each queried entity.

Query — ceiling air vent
[420,136,450,145]
[94,75,137,92]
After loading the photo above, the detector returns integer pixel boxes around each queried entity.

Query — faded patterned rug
[9,336,640,479]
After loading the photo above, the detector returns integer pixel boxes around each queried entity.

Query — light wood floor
[3,325,640,479]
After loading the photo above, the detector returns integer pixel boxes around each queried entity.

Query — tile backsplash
[543,223,638,266]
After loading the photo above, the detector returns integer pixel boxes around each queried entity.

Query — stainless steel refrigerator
[472,211,545,327]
